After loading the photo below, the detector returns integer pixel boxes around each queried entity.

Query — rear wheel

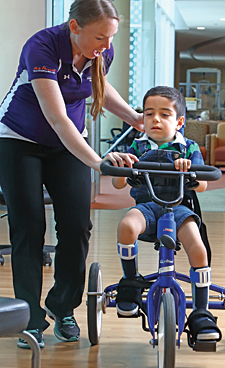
[157,292,176,368]
[87,262,103,345]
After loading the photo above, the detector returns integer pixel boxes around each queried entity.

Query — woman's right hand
[98,152,138,172]
[98,152,138,189]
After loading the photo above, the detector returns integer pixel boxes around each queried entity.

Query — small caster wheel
[0,256,4,265]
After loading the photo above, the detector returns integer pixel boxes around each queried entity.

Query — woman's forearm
[32,78,103,171]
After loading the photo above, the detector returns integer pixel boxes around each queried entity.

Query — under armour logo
[64,75,70,79]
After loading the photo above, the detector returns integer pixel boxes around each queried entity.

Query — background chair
[0,297,40,367]
[210,122,225,166]
[184,120,211,164]
[0,187,55,266]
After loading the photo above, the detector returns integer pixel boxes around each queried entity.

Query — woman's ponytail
[91,55,106,121]
[68,0,119,120]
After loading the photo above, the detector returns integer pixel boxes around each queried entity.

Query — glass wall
[129,0,142,108]
[129,0,175,108]
[155,0,175,87]
[46,0,72,27]
[53,0,65,25]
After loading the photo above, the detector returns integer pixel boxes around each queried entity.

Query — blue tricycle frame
[87,161,225,368]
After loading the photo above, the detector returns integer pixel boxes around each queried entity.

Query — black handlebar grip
[100,160,222,182]
[100,160,134,177]
[133,162,222,181]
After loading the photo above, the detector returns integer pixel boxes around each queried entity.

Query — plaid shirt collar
[139,131,186,150]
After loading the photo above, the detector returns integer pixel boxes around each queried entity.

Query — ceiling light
[220,18,225,21]
[197,27,205,30]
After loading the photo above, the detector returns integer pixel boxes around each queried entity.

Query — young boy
[112,86,221,342]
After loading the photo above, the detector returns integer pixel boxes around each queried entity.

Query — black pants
[0,138,92,331]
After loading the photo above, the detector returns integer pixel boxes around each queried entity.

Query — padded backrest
[184,121,210,147]
[217,123,225,146]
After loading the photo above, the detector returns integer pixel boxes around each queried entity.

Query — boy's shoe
[17,329,45,349]
[197,327,220,341]
[45,305,80,342]
[187,309,222,343]
[116,301,139,316]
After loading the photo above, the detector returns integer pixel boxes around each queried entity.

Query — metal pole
[102,126,134,158]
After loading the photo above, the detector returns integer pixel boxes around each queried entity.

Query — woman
[0,0,142,348]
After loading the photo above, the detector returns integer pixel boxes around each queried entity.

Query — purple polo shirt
[0,23,114,147]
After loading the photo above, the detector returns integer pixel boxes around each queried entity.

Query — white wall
[0,0,46,102]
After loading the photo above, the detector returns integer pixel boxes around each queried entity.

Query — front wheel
[157,292,176,368]
[87,262,103,345]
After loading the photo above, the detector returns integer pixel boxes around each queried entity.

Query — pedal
[194,340,217,352]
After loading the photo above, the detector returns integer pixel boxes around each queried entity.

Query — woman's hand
[131,111,145,132]
[101,152,138,168]
[100,152,138,190]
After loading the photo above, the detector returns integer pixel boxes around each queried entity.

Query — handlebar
[100,160,222,182]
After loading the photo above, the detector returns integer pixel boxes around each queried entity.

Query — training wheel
[87,262,103,345]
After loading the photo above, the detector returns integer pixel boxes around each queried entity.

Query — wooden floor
[0,208,225,367]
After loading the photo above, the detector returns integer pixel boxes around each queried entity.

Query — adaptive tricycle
[87,161,224,368]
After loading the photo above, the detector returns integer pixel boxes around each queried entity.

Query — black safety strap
[186,308,222,343]
[116,276,153,308]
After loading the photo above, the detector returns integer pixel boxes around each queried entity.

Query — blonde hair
[68,0,119,120]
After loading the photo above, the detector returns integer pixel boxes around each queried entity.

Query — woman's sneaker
[17,329,44,349]
[45,305,80,342]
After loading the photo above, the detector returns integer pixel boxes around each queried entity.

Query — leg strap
[190,267,211,287]
[190,267,210,310]
[117,241,138,260]
[116,276,152,308]
[186,308,222,344]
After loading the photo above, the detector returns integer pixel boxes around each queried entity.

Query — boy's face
[143,95,184,146]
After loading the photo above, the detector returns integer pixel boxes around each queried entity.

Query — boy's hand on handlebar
[102,152,138,168]
[174,158,207,193]
[174,158,191,172]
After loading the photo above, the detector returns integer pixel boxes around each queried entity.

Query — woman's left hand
[131,111,145,132]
